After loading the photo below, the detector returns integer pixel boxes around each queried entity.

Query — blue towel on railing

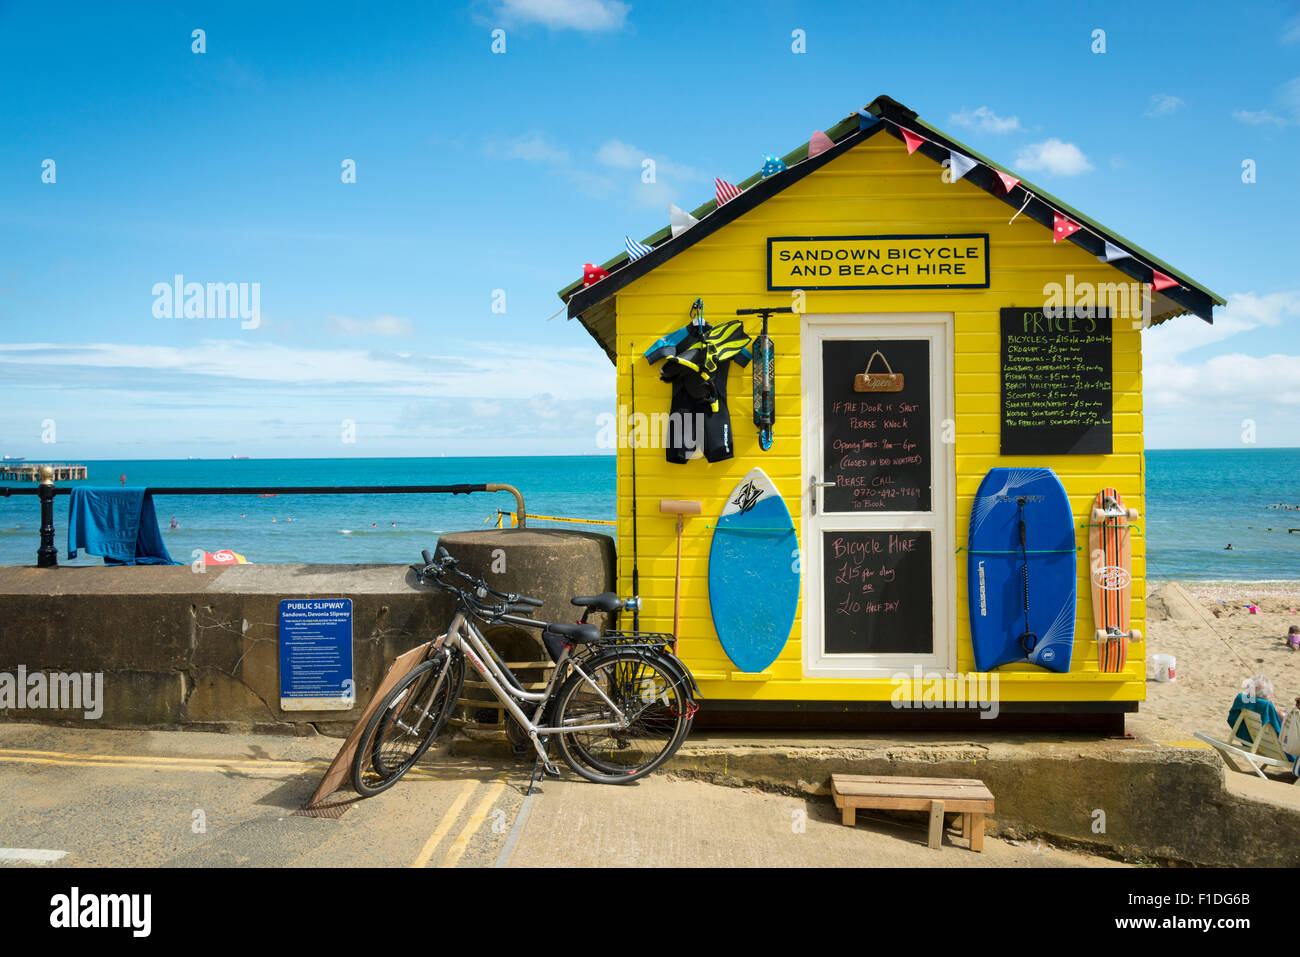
[68,487,177,565]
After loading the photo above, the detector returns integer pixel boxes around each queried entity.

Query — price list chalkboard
[823,530,933,654]
[1001,307,1112,455]
[821,339,931,512]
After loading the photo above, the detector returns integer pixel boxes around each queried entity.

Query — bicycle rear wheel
[553,650,694,784]
[352,648,464,797]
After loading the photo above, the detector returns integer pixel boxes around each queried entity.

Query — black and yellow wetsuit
[644,319,751,463]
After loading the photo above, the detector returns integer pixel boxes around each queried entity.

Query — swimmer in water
[1225,543,1234,550]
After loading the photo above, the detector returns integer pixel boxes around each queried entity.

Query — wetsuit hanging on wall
[644,300,751,464]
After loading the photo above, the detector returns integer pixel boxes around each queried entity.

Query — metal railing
[1,466,527,567]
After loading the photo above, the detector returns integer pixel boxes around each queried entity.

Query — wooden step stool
[830,774,995,851]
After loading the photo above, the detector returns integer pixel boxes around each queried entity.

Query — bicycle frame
[428,609,629,764]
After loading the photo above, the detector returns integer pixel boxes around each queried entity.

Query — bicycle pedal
[541,760,561,778]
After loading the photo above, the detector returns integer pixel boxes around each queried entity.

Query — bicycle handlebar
[415,547,544,621]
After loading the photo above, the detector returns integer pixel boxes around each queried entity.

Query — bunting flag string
[715,177,742,206]
[761,154,787,178]
[856,109,882,132]
[1150,269,1179,291]
[1097,241,1127,263]
[807,130,834,159]
[669,204,699,238]
[1052,212,1082,243]
[948,151,978,182]
[994,170,1021,193]
[873,111,1183,292]
[579,109,1184,299]
[625,236,653,261]
[901,128,926,154]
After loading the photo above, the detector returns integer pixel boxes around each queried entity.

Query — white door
[801,315,955,678]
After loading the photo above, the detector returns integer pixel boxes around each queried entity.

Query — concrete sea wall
[0,529,615,733]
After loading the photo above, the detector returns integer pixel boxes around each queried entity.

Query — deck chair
[1195,709,1300,783]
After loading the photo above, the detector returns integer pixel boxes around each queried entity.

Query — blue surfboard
[967,468,1076,673]
[708,468,800,673]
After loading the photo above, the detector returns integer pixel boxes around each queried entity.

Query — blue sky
[1,0,1297,457]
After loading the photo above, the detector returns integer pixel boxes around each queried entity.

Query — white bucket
[1152,653,1176,682]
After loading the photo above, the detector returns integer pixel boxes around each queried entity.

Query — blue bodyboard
[708,468,800,673]
[967,468,1076,673]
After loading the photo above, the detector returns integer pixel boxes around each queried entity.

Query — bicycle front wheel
[352,648,464,797]
[553,650,694,784]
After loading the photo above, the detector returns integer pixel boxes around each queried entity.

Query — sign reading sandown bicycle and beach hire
[279,598,355,711]
[767,234,989,291]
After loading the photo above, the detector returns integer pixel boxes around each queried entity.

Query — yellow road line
[0,749,451,781]
[411,779,478,868]
[0,755,312,775]
[0,748,326,771]
[439,778,507,869]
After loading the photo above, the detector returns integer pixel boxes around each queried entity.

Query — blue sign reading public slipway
[278,598,354,711]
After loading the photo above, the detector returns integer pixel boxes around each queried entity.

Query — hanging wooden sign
[854,350,904,392]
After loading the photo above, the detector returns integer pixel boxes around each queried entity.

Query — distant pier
[0,464,87,482]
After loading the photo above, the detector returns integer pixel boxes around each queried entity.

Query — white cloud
[1014,139,1093,176]
[1233,76,1300,127]
[1142,291,1300,446]
[1233,108,1288,127]
[330,315,414,336]
[1143,290,1300,363]
[490,131,570,165]
[948,106,1021,134]
[496,0,630,32]
[1144,94,1184,117]
[0,339,613,400]
[596,139,700,181]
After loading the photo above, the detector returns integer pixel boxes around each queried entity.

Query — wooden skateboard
[1088,487,1140,673]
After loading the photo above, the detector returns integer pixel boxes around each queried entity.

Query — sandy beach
[1144,581,1300,740]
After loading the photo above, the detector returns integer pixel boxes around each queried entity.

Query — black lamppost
[37,466,57,568]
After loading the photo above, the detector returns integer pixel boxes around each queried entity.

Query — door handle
[810,475,835,515]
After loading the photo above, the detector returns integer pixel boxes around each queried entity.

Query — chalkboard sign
[822,339,931,512]
[1001,307,1112,455]
[823,531,933,654]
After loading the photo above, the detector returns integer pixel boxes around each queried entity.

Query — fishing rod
[629,354,641,631]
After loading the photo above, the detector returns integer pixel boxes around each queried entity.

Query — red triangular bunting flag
[715,178,742,206]
[808,130,834,158]
[1151,269,1179,291]
[1052,212,1081,243]
[995,171,1020,193]
[582,263,609,287]
[901,129,926,154]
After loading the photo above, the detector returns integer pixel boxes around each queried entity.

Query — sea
[1,449,1297,581]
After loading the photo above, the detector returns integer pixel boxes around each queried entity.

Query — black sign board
[821,339,931,512]
[1000,307,1113,455]
[823,530,933,655]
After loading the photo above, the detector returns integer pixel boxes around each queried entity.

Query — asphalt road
[0,723,1125,868]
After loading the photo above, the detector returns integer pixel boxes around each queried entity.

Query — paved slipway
[0,724,1123,868]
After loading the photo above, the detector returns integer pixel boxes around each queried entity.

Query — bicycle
[351,546,699,796]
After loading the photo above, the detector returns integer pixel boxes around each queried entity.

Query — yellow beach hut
[557,95,1222,730]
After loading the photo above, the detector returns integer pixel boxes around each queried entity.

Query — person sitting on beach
[1287,626,1300,652]
[1228,675,1285,747]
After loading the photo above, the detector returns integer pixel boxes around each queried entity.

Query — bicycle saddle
[570,592,623,614]
[544,622,601,644]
